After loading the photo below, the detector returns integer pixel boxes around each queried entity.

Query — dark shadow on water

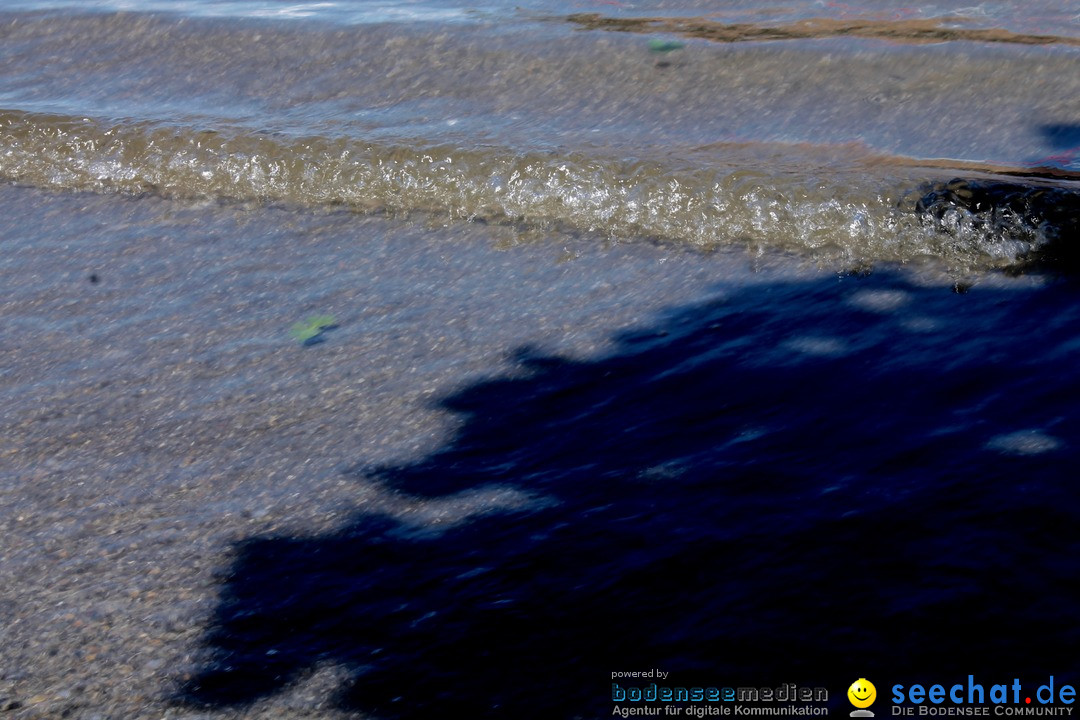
[1040,124,1080,151]
[179,272,1080,718]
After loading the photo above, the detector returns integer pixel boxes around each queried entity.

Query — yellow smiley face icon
[848,679,876,709]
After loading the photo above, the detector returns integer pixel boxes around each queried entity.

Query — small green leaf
[648,38,685,53]
[306,315,337,330]
[291,314,338,343]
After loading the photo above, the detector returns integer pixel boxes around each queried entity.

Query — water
[1,2,1078,718]
[2,2,1079,270]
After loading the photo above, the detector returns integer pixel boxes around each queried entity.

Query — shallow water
[2,2,1079,270]
[1,2,1079,718]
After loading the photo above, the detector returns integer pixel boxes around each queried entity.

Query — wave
[2,109,1078,271]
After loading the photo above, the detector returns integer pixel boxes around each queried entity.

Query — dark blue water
[180,271,1080,717]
